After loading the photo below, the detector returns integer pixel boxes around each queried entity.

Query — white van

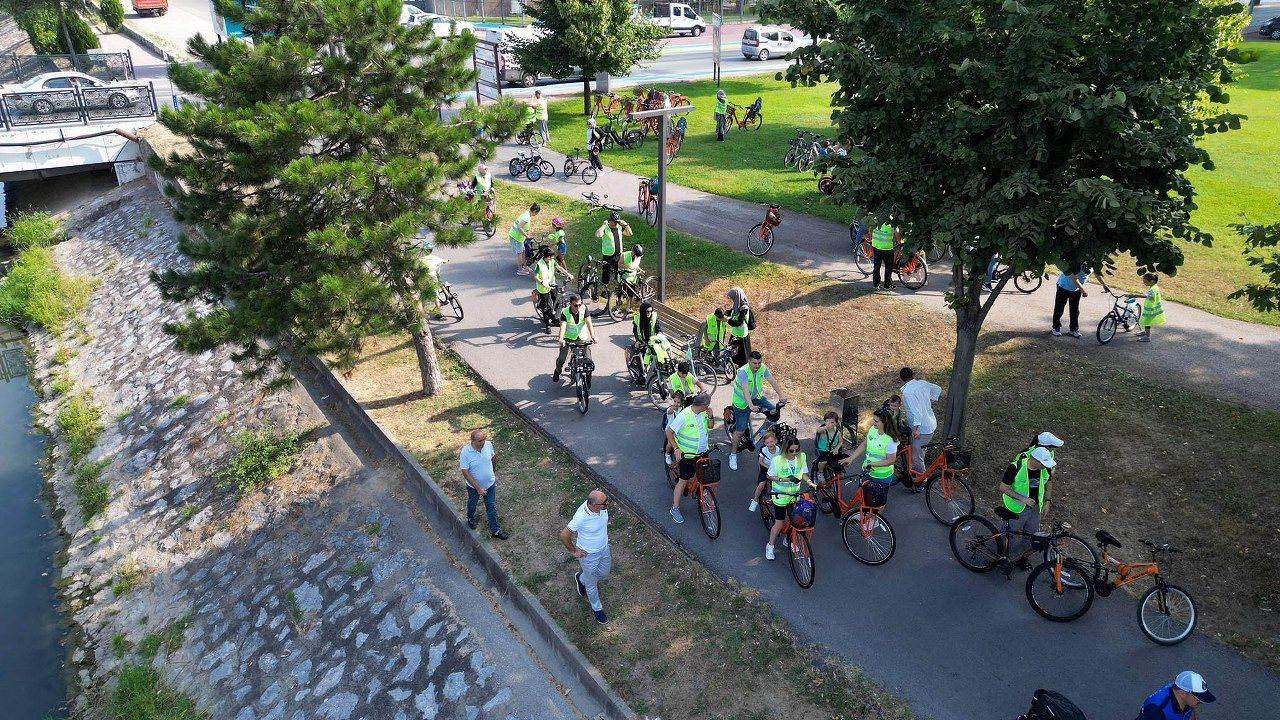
[741,25,799,61]
[484,27,580,88]
[650,2,707,37]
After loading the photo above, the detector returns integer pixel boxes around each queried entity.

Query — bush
[74,458,112,519]
[215,427,304,494]
[0,246,92,329]
[101,0,125,30]
[57,393,104,464]
[15,6,100,54]
[107,664,206,720]
[67,11,99,52]
[2,212,61,251]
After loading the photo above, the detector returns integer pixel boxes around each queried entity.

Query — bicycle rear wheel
[746,113,762,131]
[693,360,719,393]
[698,486,721,539]
[575,264,596,301]
[897,257,928,290]
[482,217,496,238]
[1096,314,1118,344]
[758,498,775,532]
[643,197,657,227]
[926,245,947,263]
[508,158,522,177]
[526,164,542,182]
[1015,271,1043,294]
[853,239,873,276]
[842,510,896,566]
[924,472,974,525]
[665,453,677,489]
[783,146,798,169]
[787,532,815,588]
[562,159,575,178]
[746,224,774,257]
[1138,584,1196,645]
[646,376,668,409]
[1026,560,1095,622]
[606,287,629,321]
[949,514,1002,573]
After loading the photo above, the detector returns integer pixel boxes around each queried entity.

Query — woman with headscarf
[725,287,753,366]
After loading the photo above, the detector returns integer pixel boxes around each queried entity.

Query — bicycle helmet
[551,216,565,227]
[608,211,620,223]
[632,244,644,256]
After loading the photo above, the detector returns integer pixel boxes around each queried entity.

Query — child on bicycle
[662,390,686,465]
[814,411,847,479]
[765,437,817,560]
[748,430,779,513]
[1136,272,1165,343]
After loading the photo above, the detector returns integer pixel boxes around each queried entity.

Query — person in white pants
[899,367,941,476]
[561,489,611,625]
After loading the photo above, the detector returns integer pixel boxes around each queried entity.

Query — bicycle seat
[768,203,780,209]
[994,506,1019,521]
[1095,529,1122,548]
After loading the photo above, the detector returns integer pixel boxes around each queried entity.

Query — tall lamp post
[627,104,696,302]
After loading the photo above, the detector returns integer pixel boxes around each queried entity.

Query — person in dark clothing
[726,286,753,367]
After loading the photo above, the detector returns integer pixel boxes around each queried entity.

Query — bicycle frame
[900,441,963,492]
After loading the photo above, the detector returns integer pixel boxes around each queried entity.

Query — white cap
[1030,447,1056,468]
[1037,432,1064,447]
[1174,671,1216,703]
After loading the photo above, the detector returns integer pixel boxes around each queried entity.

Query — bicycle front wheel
[853,239,873,276]
[787,532,815,588]
[606,287,629,321]
[1026,560,1095,622]
[698,486,721,539]
[448,293,464,320]
[949,514,1002,572]
[646,376,668,410]
[924,472,974,525]
[746,224,774,257]
[925,245,947,263]
[581,165,598,185]
[897,257,928,290]
[576,377,589,414]
[758,499,775,533]
[842,510,896,566]
[1138,584,1196,645]
[1096,314,1118,344]
[783,147,798,169]
[526,164,542,182]
[692,360,719,393]
[1042,534,1098,590]
[1015,271,1043,294]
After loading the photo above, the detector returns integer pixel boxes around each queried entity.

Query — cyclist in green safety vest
[471,163,493,198]
[845,409,900,503]
[553,294,596,383]
[667,361,706,406]
[700,307,728,352]
[999,446,1056,566]
[666,392,715,524]
[595,212,632,287]
[870,223,899,289]
[530,244,572,333]
[728,350,786,472]
[624,302,662,370]
[764,437,815,560]
[523,103,537,133]
[725,286,753,366]
[1137,272,1165,342]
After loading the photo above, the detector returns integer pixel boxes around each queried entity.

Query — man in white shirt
[899,367,942,475]
[534,89,549,145]
[560,489,611,624]
[459,429,508,539]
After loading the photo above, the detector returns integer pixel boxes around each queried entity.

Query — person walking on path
[1136,272,1166,343]
[1134,670,1216,720]
[460,430,509,540]
[899,367,941,477]
[561,489,612,625]
[509,203,540,275]
[586,118,605,172]
[1051,266,1094,338]
[726,287,753,367]
[714,89,727,141]
[534,89,549,145]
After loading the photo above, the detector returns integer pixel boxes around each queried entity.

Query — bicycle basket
[701,458,721,485]
[1028,690,1086,720]
[944,447,972,470]
[772,422,797,447]
[789,495,816,528]
[861,479,888,508]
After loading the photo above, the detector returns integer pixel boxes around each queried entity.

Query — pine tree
[150,0,521,395]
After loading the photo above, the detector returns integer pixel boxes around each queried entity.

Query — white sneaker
[728,453,738,471]
[1050,328,1062,336]
[748,499,759,513]
[764,543,775,561]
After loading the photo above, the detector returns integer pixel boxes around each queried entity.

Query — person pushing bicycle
[594,211,632,291]
[553,294,596,383]
[667,392,715,524]
[764,436,816,560]
[999,446,1056,568]
[530,243,573,333]
[728,350,786,472]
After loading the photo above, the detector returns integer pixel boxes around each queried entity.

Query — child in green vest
[1136,272,1165,343]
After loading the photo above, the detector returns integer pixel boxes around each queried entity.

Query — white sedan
[2,71,146,115]
[400,5,474,36]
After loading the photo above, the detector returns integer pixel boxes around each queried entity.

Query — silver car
[2,71,145,115]
[741,25,800,61]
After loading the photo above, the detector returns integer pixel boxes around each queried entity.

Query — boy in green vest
[714,89,727,141]
[1136,272,1165,343]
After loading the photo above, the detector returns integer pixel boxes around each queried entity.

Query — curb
[119,22,177,63]
[306,355,637,720]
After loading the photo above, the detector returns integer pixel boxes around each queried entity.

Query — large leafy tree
[513,0,665,114]
[151,0,520,395]
[765,0,1245,440]
[1230,210,1280,312]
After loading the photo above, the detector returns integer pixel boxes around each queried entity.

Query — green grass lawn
[545,42,1280,325]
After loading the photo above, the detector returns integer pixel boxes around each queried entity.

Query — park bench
[649,298,705,353]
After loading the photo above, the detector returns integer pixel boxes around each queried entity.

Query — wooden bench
[649,298,704,351]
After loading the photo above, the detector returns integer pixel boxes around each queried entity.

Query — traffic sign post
[473,40,502,104]
[711,12,722,86]
[628,104,696,302]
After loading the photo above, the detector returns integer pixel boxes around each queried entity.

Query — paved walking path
[432,232,1280,720]
[492,143,1280,412]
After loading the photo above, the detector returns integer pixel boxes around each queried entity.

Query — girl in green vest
[1136,272,1165,343]
[844,409,900,506]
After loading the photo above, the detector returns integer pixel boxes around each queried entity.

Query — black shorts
[677,456,700,480]
[771,502,790,521]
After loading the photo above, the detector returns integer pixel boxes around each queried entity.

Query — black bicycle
[950,509,1098,583]
[597,117,645,150]
[575,254,608,303]
[991,262,1045,293]
[604,271,656,321]
[562,148,599,185]
[509,146,555,182]
[1096,289,1142,344]
[564,340,596,414]
[533,278,569,334]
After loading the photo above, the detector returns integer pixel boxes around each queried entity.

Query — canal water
[0,328,67,718]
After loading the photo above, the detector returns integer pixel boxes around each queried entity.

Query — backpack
[1027,690,1086,720]
[745,306,757,330]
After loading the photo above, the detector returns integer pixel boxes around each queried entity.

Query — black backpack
[1026,690,1086,720]
[745,306,757,330]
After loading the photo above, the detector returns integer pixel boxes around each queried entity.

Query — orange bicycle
[591,92,621,118]
[895,439,975,525]
[757,489,816,588]
[637,177,658,227]
[853,236,929,290]
[665,443,723,539]
[746,203,782,256]
[1026,530,1197,645]
[813,464,896,566]
[724,97,763,131]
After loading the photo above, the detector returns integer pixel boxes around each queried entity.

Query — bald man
[460,429,508,540]
[560,489,611,624]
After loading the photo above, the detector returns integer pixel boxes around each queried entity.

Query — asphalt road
[429,222,1280,720]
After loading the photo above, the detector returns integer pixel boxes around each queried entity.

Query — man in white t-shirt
[899,367,942,476]
[560,489,611,624]
[459,429,508,539]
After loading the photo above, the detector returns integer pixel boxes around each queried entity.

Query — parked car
[484,27,580,87]
[1,72,146,115]
[1260,15,1280,40]
[401,5,474,36]
[741,25,799,61]
[649,2,706,37]
[131,0,167,17]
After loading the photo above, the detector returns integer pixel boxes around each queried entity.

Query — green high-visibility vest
[1141,285,1166,326]
[872,224,895,251]
[864,426,895,480]
[669,371,695,396]
[621,250,641,282]
[1002,457,1048,514]
[731,363,768,410]
[509,210,531,241]
[533,257,556,294]
[769,452,807,505]
[728,307,750,338]
[524,105,537,124]
[715,97,727,114]
[561,307,587,340]
[599,222,621,255]
[633,312,657,342]
[672,407,708,454]
[702,313,727,349]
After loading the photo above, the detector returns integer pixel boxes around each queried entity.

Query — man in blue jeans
[727,351,787,471]
[459,429,509,540]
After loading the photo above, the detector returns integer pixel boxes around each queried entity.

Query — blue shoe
[593,608,608,624]
[670,507,684,524]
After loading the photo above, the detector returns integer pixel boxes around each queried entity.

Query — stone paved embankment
[33,185,583,720]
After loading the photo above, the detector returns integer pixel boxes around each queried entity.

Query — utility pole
[629,104,695,301]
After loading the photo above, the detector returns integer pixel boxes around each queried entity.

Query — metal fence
[0,82,157,131]
[0,51,136,86]
[417,0,760,24]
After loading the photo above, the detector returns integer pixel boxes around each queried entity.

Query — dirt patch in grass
[342,339,916,720]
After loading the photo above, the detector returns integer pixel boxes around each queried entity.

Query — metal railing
[0,51,136,85]
[0,82,157,131]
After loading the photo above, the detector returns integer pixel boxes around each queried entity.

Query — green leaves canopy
[512,0,665,81]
